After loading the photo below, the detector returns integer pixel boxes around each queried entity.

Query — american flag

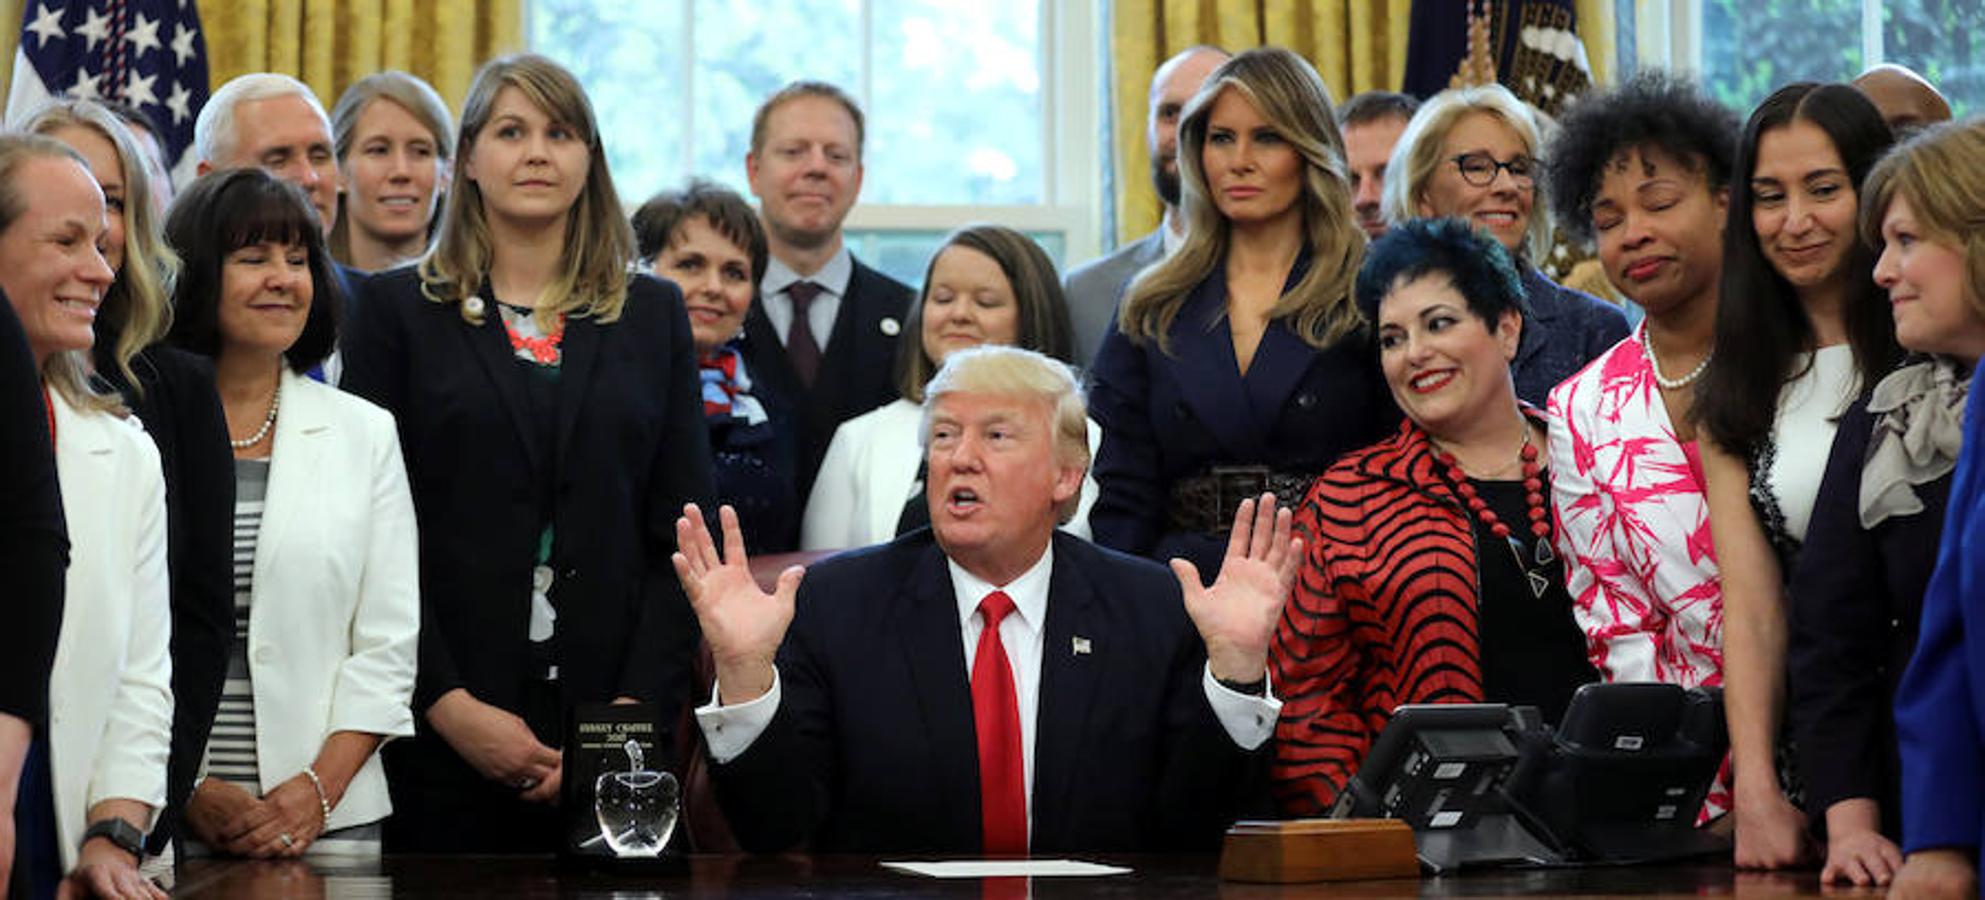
[6,0,209,183]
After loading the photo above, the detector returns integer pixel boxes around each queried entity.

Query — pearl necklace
[231,381,281,449]
[1642,327,1711,390]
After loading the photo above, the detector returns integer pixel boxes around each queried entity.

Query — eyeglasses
[1450,153,1538,188]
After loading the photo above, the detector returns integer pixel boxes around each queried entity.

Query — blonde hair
[921,344,1089,524]
[329,71,456,266]
[420,54,632,328]
[1382,83,1553,261]
[0,134,121,414]
[1119,47,1363,354]
[20,99,178,393]
[1860,116,1985,320]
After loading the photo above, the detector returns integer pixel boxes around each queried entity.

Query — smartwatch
[81,818,145,860]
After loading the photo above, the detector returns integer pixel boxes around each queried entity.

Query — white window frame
[524,0,1105,267]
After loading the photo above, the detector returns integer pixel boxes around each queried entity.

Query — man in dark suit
[674,345,1293,854]
[742,81,913,497]
[1062,45,1225,366]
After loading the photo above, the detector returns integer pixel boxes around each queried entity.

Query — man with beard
[742,82,915,496]
[1336,91,1417,242]
[1062,46,1227,366]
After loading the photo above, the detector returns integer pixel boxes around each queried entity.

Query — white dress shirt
[695,544,1282,831]
[759,246,854,351]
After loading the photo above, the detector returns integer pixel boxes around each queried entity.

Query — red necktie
[785,280,824,389]
[972,590,1027,855]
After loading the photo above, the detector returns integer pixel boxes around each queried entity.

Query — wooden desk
[170,854,1875,898]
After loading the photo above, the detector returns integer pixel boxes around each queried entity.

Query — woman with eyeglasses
[1380,84,1629,406]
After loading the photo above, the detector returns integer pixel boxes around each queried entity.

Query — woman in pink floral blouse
[1540,73,1742,815]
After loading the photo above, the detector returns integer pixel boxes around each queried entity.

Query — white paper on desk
[880,859,1133,878]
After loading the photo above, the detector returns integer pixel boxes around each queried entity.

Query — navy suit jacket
[712,529,1264,853]
[1087,260,1398,577]
[1895,364,1985,858]
[742,255,913,498]
[342,269,715,720]
[1511,266,1630,407]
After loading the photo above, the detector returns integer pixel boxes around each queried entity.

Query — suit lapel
[461,302,542,476]
[1241,320,1318,431]
[254,372,327,593]
[1032,536,1101,849]
[553,313,602,467]
[896,543,982,838]
[1170,280,1262,459]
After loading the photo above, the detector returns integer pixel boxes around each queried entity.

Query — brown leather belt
[1167,465,1315,534]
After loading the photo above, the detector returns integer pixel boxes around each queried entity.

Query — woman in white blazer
[0,135,171,899]
[164,168,419,858]
[802,225,1099,550]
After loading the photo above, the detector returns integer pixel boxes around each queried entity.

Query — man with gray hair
[194,73,340,236]
[674,344,1292,853]
[1062,45,1227,365]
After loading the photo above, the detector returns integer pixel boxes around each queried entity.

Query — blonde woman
[0,133,170,899]
[329,71,454,272]
[1089,46,1395,578]
[22,98,237,860]
[1380,83,1628,405]
[342,53,715,853]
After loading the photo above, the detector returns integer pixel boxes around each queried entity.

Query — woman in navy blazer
[1089,48,1395,578]
[341,54,714,852]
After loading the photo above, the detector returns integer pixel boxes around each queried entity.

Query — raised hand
[672,503,803,704]
[1170,492,1301,684]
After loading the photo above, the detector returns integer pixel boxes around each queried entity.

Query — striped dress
[1269,420,1490,816]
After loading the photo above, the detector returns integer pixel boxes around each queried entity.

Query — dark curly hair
[1355,217,1525,326]
[1696,82,1900,461]
[1544,71,1742,245]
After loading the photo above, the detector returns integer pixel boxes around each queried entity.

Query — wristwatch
[81,818,145,860]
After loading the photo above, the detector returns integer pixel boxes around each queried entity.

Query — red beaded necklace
[501,307,565,365]
[1432,428,1557,598]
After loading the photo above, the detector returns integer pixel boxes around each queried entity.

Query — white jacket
[48,390,172,871]
[232,370,419,830]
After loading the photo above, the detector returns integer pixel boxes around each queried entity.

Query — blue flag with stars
[7,0,209,184]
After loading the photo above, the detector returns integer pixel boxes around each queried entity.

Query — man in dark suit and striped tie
[674,345,1290,854]
[741,81,913,498]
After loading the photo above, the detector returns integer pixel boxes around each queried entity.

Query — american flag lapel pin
[1072,636,1092,656]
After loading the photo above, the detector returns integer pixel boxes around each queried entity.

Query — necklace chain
[1642,327,1712,390]
[230,380,280,450]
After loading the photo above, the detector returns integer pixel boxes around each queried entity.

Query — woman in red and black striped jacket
[1269,219,1598,815]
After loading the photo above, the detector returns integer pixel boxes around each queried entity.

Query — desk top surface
[170,854,1874,899]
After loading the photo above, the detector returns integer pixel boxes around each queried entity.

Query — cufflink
[880,317,900,336]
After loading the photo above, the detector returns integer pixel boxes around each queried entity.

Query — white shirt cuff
[1202,664,1282,751]
[693,670,783,764]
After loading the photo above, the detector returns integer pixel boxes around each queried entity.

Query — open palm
[672,503,803,703]
[1171,492,1301,683]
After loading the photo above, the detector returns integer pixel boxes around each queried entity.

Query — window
[528,1,1101,287]
[1623,0,1980,116]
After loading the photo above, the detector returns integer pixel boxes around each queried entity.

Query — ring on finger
[279,832,295,848]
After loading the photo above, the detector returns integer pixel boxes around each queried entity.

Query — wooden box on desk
[1219,819,1420,883]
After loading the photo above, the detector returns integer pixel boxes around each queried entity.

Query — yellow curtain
[1108,0,1615,245]
[200,0,524,115]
